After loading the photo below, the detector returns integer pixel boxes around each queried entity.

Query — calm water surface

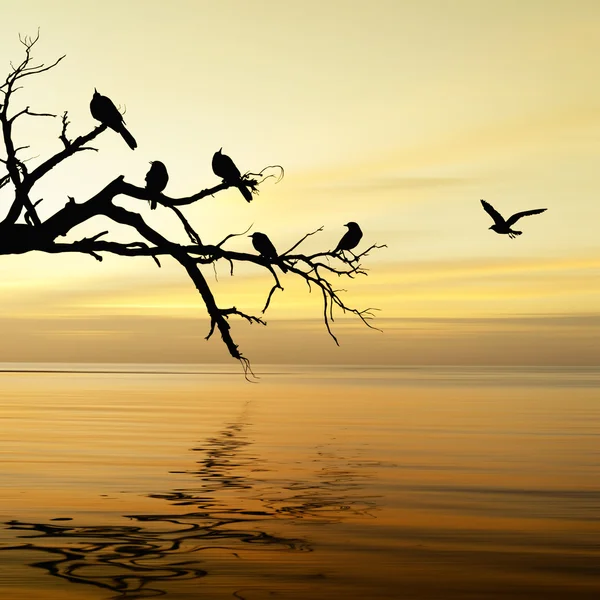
[0,365,599,599]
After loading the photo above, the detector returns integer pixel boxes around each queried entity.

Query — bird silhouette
[249,232,288,273]
[334,222,363,255]
[145,161,169,209]
[480,199,547,239]
[212,148,253,202]
[90,89,137,150]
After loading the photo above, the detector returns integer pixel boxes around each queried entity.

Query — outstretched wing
[506,208,547,226]
[480,200,504,225]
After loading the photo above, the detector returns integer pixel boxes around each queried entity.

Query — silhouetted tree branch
[0,35,384,376]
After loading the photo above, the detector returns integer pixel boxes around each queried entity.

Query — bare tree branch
[168,204,202,244]
[0,33,384,375]
[24,123,108,190]
[9,106,56,124]
[281,226,324,256]
[215,223,253,248]
[0,33,68,227]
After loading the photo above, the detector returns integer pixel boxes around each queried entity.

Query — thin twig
[281,226,324,256]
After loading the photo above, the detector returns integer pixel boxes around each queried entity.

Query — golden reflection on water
[0,366,599,599]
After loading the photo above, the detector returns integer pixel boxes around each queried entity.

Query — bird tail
[237,183,253,203]
[513,230,522,236]
[118,125,137,150]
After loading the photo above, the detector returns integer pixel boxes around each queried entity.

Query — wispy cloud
[308,176,472,194]
[4,313,600,366]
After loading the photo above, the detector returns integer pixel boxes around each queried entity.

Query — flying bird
[145,161,169,209]
[212,148,253,202]
[334,222,363,255]
[249,232,288,273]
[90,89,137,150]
[480,199,547,239]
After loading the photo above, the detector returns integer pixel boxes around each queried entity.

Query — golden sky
[1,0,600,365]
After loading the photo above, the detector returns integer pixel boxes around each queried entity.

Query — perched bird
[249,232,288,273]
[334,222,363,255]
[480,199,547,239]
[145,161,169,209]
[212,148,253,202]
[90,89,137,150]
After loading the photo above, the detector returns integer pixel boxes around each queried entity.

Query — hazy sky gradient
[1,1,599,364]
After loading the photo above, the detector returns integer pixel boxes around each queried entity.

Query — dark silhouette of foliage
[0,34,385,377]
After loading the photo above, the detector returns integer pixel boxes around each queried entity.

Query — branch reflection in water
[2,401,379,599]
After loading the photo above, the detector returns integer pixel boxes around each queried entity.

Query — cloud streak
[309,176,472,194]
